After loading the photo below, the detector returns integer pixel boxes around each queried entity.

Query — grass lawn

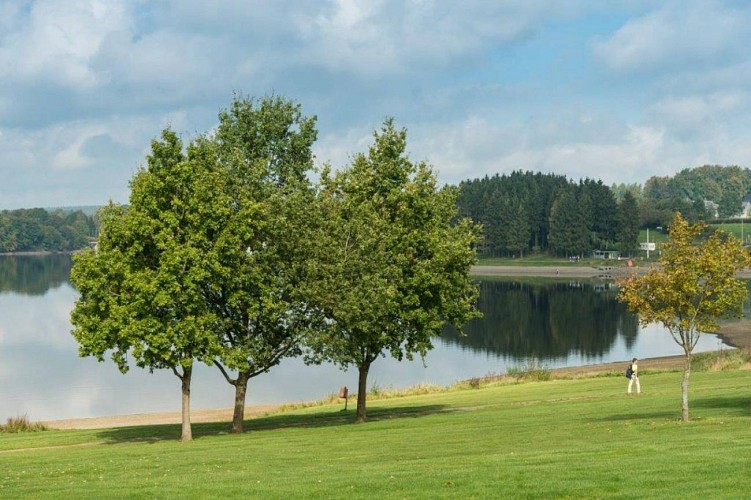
[2,369,750,498]
[477,254,599,266]
[710,222,751,245]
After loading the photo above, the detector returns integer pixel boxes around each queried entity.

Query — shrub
[693,348,751,372]
[507,357,552,382]
[0,414,48,433]
[450,372,508,390]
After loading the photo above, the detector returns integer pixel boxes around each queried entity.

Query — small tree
[307,119,481,422]
[618,212,751,421]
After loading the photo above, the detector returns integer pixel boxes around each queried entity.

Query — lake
[0,255,733,421]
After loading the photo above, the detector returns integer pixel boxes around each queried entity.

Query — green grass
[2,369,750,498]
[709,222,751,245]
[477,254,598,266]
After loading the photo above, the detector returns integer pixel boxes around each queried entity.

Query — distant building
[704,199,719,218]
[593,250,620,260]
[740,193,751,218]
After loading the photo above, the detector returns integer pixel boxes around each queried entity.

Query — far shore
[471,264,751,279]
[0,250,78,256]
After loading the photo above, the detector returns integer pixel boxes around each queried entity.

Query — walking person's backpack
[625,365,633,379]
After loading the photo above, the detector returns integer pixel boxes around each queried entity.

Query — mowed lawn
[2,369,750,498]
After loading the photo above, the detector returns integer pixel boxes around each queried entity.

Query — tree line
[456,172,641,257]
[458,163,751,258]
[70,95,480,441]
[0,208,96,253]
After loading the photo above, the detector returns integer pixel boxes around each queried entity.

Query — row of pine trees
[456,171,641,257]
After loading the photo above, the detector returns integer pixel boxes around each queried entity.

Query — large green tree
[71,131,225,441]
[72,95,323,437]
[307,119,481,422]
[618,212,751,421]
[206,95,322,433]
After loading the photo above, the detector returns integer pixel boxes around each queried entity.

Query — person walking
[627,357,640,395]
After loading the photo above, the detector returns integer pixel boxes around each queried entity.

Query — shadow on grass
[691,396,751,415]
[596,410,678,422]
[596,395,751,422]
[95,404,450,444]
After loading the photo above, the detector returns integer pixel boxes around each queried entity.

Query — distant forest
[457,165,751,258]
[2,165,749,255]
[0,208,97,253]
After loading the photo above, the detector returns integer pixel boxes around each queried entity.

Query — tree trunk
[180,365,193,442]
[681,352,692,422]
[230,370,251,434]
[355,362,371,423]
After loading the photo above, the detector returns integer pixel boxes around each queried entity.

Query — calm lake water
[0,255,734,421]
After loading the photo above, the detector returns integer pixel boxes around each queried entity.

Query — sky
[2,0,751,209]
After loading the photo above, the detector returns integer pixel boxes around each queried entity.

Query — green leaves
[306,119,481,420]
[70,98,480,428]
[71,131,225,378]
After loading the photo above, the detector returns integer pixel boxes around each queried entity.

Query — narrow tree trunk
[681,352,692,422]
[355,362,371,423]
[230,370,250,434]
[180,365,193,442]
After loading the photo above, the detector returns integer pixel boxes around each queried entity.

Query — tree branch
[213,360,237,386]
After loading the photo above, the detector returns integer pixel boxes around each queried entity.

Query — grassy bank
[2,368,750,498]
[477,253,653,267]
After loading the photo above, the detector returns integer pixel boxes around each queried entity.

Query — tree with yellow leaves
[618,212,751,421]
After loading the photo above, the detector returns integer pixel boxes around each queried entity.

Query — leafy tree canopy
[618,212,751,421]
[307,118,481,422]
[71,130,226,441]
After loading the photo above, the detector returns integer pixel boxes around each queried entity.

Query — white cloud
[295,0,580,76]
[0,111,189,207]
[594,0,751,75]
[0,0,130,89]
[648,91,747,141]
[403,115,673,185]
[2,0,751,209]
[314,126,373,170]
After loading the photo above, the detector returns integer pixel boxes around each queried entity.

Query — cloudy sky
[2,0,751,209]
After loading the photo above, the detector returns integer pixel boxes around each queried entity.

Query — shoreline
[0,250,79,256]
[471,264,751,279]
[44,321,750,431]
[39,264,751,430]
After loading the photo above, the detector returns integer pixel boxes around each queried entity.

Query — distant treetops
[457,164,751,258]
[0,208,96,253]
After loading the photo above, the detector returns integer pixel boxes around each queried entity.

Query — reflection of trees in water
[0,255,73,295]
[442,280,638,360]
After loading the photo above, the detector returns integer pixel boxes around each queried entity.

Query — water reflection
[0,254,72,296]
[443,279,639,360]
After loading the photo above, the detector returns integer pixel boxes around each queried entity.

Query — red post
[339,386,348,410]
